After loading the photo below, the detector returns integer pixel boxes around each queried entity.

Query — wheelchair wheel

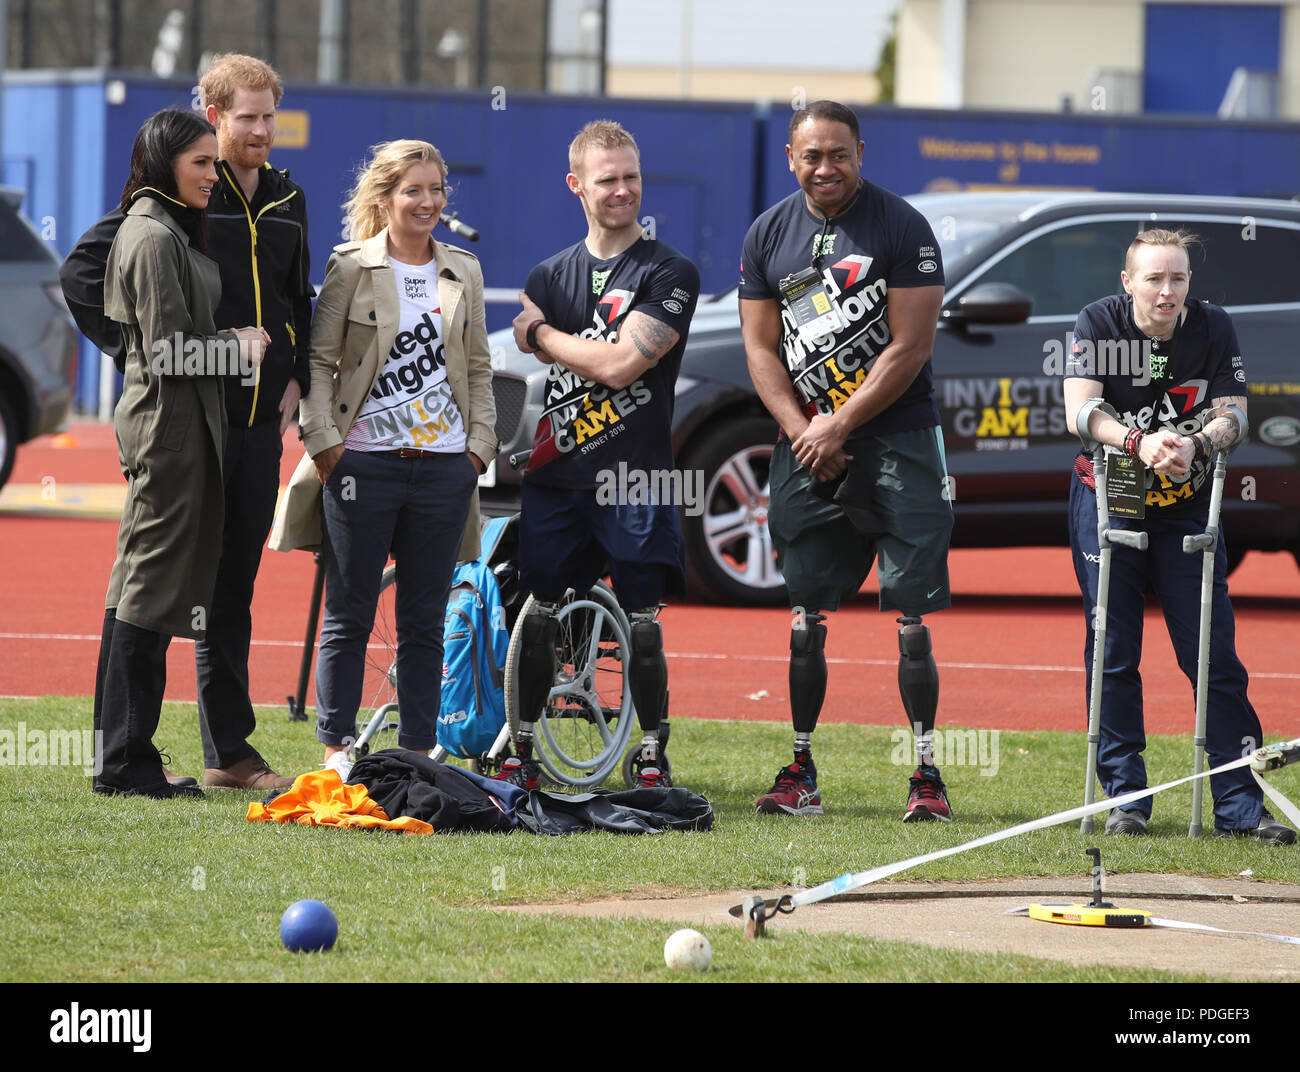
[503,582,635,789]
[349,563,400,760]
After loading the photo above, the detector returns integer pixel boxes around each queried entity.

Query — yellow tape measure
[1027,902,1151,928]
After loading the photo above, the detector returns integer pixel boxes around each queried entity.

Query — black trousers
[93,608,172,793]
[195,417,283,769]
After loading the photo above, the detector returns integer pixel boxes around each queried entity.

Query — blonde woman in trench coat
[270,140,496,772]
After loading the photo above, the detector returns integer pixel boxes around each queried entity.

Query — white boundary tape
[789,740,1300,912]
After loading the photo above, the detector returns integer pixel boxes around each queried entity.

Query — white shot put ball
[663,928,712,971]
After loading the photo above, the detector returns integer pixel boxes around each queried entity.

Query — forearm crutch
[1073,399,1149,834]
[1181,403,1247,836]
[1182,453,1227,837]
[1080,442,1148,832]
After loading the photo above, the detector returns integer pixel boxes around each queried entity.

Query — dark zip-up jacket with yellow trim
[60,161,313,428]
[207,160,313,428]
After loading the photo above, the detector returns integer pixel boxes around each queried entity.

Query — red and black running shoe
[494,755,541,791]
[903,765,951,822]
[755,755,823,816]
[632,749,674,790]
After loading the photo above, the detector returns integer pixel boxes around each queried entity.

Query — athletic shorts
[518,479,685,611]
[767,427,953,615]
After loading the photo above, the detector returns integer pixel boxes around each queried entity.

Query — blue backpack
[437,517,512,758]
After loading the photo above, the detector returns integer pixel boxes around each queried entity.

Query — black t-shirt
[1066,294,1244,515]
[738,180,944,440]
[523,236,700,489]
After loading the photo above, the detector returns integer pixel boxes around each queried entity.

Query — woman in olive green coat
[93,109,268,798]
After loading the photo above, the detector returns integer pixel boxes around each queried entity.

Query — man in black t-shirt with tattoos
[503,120,700,792]
[740,100,953,821]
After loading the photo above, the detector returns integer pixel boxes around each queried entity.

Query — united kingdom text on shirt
[345,256,467,454]
[738,180,945,440]
[1066,294,1244,514]
[523,237,699,489]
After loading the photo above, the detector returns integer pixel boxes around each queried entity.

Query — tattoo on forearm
[628,317,675,362]
[1203,397,1245,451]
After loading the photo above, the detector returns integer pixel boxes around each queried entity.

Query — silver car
[0,187,78,489]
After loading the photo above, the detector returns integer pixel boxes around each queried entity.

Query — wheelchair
[346,516,641,790]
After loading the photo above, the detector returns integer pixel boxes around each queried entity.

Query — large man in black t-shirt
[739,100,953,820]
[503,120,700,791]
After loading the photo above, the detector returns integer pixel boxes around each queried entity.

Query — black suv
[480,192,1300,604]
[0,187,78,489]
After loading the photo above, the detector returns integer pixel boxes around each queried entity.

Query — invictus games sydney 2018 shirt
[344,255,467,454]
[739,180,945,442]
[522,236,699,489]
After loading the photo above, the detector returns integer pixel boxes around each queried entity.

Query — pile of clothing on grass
[247,749,713,835]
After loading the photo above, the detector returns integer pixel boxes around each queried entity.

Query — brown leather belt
[379,448,429,458]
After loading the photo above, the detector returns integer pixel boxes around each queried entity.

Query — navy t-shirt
[1066,294,1244,515]
[738,180,944,440]
[523,237,700,489]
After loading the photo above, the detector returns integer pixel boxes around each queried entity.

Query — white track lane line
[3,635,1299,678]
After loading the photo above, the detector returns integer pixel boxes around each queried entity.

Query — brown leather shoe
[203,755,295,791]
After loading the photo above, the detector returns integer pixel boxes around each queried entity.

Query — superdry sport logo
[591,268,611,296]
[812,233,836,258]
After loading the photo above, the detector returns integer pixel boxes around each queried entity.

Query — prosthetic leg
[898,616,951,821]
[755,609,827,815]
[897,616,939,762]
[494,600,559,789]
[627,608,671,786]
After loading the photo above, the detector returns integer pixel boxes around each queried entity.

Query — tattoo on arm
[628,316,677,362]
[1203,395,1246,451]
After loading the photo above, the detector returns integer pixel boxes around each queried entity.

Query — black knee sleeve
[629,620,667,736]
[897,616,939,736]
[517,609,558,726]
[789,613,828,735]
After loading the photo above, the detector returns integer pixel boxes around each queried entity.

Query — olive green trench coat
[103,194,228,639]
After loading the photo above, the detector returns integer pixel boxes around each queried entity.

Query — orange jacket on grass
[247,768,433,834]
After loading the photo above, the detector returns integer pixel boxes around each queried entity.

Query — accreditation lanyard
[778,214,847,345]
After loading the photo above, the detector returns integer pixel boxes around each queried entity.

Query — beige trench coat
[269,229,497,561]
[102,195,228,639]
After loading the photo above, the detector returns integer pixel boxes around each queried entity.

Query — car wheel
[0,392,18,491]
[681,416,786,605]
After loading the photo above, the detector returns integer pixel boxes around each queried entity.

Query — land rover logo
[1259,415,1300,447]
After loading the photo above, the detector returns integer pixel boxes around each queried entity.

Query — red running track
[2,423,1298,736]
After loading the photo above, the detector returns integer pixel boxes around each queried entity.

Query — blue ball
[280,899,338,953]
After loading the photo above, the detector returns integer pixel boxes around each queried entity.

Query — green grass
[1,696,1296,982]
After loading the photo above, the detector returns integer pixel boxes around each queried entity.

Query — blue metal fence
[5,71,1299,414]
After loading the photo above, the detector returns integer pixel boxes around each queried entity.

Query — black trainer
[1105,808,1149,836]
[1215,810,1297,845]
